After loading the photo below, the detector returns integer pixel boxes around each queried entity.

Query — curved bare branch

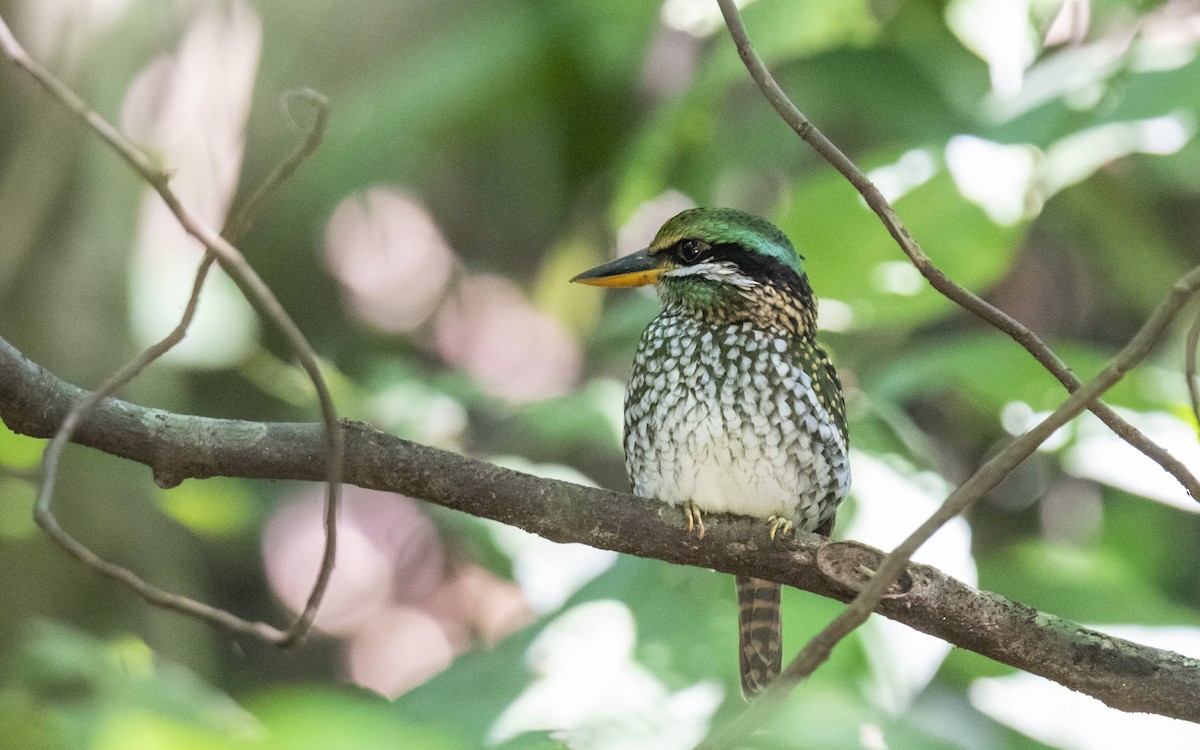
[0,16,339,646]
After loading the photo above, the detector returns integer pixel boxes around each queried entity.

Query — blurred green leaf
[13,622,260,749]
[981,539,1197,625]
[510,381,623,458]
[783,168,1024,329]
[533,237,606,337]
[92,709,243,750]
[248,686,465,750]
[1098,488,1200,599]
[157,478,259,538]
[0,689,62,750]
[493,730,566,750]
[0,420,45,469]
[868,333,1148,414]
[1053,180,1190,314]
[752,681,894,750]
[0,477,37,539]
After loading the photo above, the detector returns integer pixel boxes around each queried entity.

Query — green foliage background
[1,0,1199,748]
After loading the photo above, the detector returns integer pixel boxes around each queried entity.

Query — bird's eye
[677,238,706,263]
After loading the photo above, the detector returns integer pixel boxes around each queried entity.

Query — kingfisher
[571,207,850,697]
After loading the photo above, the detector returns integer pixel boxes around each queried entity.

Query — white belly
[623,319,848,531]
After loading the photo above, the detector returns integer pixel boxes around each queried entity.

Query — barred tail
[735,575,782,698]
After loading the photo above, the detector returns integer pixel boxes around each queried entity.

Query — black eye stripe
[666,240,810,298]
[706,244,812,298]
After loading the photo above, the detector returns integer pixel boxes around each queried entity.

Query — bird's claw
[767,515,794,540]
[683,500,706,540]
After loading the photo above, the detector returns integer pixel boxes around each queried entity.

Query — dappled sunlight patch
[1040,115,1194,195]
[435,274,581,403]
[866,149,936,205]
[816,297,853,332]
[489,600,723,749]
[946,0,1037,100]
[121,1,262,368]
[487,520,617,615]
[1001,400,1073,452]
[945,136,1039,226]
[367,380,468,449]
[1062,409,1200,512]
[660,0,739,37]
[971,625,1200,749]
[870,261,923,297]
[984,4,1200,123]
[844,451,976,715]
[487,457,618,613]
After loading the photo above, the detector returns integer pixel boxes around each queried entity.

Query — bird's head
[572,207,814,331]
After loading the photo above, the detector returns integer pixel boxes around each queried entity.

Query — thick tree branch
[2,334,1199,723]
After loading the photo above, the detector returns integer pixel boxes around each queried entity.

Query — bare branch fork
[2,335,1200,723]
[709,1,1200,746]
[0,15,340,646]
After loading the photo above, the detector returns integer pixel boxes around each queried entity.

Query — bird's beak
[570,248,664,288]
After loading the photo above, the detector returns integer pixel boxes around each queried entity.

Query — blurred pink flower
[435,274,581,402]
[324,187,456,333]
[263,486,536,698]
[345,606,456,698]
[616,190,695,256]
[262,487,444,635]
[446,564,536,647]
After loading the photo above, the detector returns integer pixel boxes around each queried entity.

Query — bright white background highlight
[844,451,977,714]
[971,626,1200,749]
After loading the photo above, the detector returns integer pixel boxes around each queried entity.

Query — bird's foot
[767,515,794,541]
[683,500,706,540]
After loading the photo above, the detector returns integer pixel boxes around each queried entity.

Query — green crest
[650,208,804,275]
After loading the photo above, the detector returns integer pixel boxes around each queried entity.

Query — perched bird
[571,207,850,697]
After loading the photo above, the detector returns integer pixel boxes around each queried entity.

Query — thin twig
[1187,305,1200,436]
[0,16,339,646]
[714,0,1199,502]
[222,88,329,244]
[227,88,336,644]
